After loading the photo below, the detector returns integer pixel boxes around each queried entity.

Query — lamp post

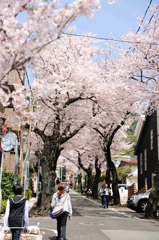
[60,160,66,182]
[23,127,31,200]
[14,138,19,184]
[60,164,63,182]
[36,151,41,198]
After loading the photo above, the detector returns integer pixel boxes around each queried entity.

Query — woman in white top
[51,183,72,240]
[103,184,111,208]
[99,184,105,206]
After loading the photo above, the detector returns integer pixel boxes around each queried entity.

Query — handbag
[52,202,64,217]
[50,208,56,219]
[50,194,67,219]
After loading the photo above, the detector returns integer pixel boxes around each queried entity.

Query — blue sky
[20,0,158,84]
[17,0,158,39]
[65,0,158,38]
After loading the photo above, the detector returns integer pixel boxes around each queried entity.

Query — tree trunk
[110,161,120,205]
[77,173,82,192]
[40,161,56,211]
[87,164,93,190]
[33,110,85,214]
[105,146,120,205]
[92,157,101,199]
[78,152,93,191]
[145,166,159,218]
[35,145,60,215]
[145,192,158,218]
[92,173,100,199]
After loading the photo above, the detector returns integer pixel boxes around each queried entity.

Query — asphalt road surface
[30,190,159,240]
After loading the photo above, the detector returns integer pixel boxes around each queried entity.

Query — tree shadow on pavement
[49,237,68,240]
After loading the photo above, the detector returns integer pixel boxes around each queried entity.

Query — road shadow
[48,238,68,240]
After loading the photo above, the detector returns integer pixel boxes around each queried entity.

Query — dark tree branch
[77,151,88,173]
[60,123,85,144]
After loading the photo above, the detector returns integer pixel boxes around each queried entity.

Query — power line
[63,1,159,46]
[63,32,159,46]
[136,0,153,34]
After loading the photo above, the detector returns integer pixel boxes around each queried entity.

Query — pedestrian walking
[56,177,60,185]
[103,184,111,208]
[51,183,72,240]
[3,184,29,240]
[86,189,92,198]
[99,184,105,206]
[80,185,84,195]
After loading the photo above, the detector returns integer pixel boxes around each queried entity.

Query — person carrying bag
[51,183,72,240]
[50,193,67,219]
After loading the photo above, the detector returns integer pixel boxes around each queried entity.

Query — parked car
[127,190,151,212]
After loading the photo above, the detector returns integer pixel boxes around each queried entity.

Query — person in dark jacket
[3,184,29,240]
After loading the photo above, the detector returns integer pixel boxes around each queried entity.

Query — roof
[134,102,159,154]
[118,159,137,167]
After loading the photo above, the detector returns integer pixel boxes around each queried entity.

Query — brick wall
[128,183,137,196]
[4,152,15,173]
[128,183,148,196]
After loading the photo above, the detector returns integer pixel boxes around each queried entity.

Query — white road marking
[102,230,159,240]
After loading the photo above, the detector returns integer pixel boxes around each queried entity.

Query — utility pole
[0,150,4,215]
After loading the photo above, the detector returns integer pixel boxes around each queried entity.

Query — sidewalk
[78,192,139,215]
[0,198,42,240]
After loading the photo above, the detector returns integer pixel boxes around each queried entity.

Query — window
[140,153,143,174]
[152,173,155,186]
[145,178,147,190]
[150,129,153,150]
[144,149,147,171]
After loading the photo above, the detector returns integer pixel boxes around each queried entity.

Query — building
[135,104,159,192]
[118,159,138,187]
[0,70,25,174]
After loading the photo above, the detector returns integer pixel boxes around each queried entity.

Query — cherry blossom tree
[27,3,159,211]
[77,153,103,198]
[0,0,102,82]
[2,0,157,210]
[27,34,104,210]
[0,0,107,122]
[120,5,159,218]
[61,126,105,198]
[95,4,159,212]
[29,29,151,208]
[93,155,103,198]
[0,0,121,119]
[86,42,151,203]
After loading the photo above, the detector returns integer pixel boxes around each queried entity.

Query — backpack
[8,196,26,228]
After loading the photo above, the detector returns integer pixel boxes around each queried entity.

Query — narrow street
[0,1,159,240]
[29,190,159,240]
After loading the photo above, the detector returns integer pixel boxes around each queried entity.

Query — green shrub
[1,200,7,213]
[1,170,32,213]
[26,189,32,200]
[2,171,15,200]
